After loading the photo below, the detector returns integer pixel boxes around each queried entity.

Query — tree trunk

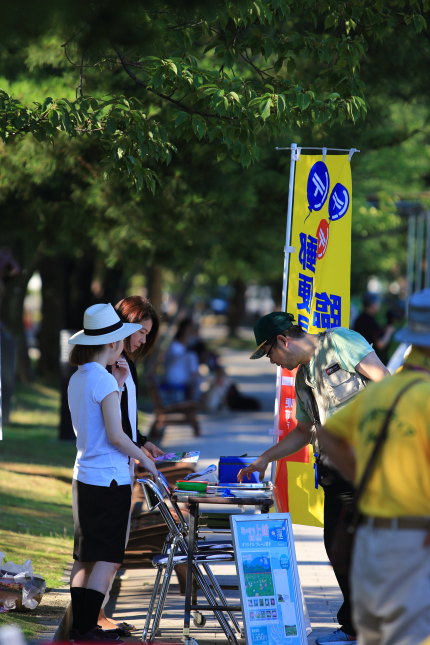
[227,279,246,337]
[146,264,163,312]
[37,257,66,377]
[97,265,127,307]
[38,254,95,377]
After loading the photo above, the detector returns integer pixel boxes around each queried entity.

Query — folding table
[172,489,273,644]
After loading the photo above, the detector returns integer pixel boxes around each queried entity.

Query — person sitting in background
[161,318,202,403]
[353,293,395,360]
[188,336,261,412]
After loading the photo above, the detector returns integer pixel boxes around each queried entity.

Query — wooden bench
[146,377,201,440]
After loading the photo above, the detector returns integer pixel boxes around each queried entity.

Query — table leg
[183,500,198,640]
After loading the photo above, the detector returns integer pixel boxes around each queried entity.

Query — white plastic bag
[0,552,46,611]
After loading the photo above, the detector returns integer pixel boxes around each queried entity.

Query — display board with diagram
[230,513,307,645]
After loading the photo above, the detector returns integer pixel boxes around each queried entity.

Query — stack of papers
[209,482,272,491]
[173,488,210,496]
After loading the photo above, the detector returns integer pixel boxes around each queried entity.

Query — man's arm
[355,350,390,382]
[237,421,313,482]
[318,426,356,482]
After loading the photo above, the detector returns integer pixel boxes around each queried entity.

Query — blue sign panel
[231,513,308,645]
[307,161,330,211]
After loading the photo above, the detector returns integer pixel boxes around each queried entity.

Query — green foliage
[1,0,428,189]
[0,0,430,333]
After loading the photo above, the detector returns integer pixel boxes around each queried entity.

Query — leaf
[259,98,272,121]
[277,94,286,115]
[41,97,54,112]
[296,93,311,110]
[48,109,59,127]
[167,60,178,75]
[174,111,189,127]
[227,91,240,103]
[412,14,427,33]
[191,114,206,139]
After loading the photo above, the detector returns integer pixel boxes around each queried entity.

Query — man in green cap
[238,311,389,645]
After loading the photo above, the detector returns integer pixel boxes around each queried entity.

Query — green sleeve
[331,328,374,371]
[295,392,312,424]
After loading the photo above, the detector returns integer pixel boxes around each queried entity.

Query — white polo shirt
[68,362,131,486]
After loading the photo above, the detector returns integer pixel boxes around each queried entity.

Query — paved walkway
[107,339,342,644]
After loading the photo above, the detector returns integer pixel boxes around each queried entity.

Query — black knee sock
[70,587,87,633]
[80,588,105,635]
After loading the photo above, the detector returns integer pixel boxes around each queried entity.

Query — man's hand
[144,441,164,459]
[237,456,269,483]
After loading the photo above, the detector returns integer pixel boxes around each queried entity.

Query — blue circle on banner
[307,161,330,211]
[328,183,350,221]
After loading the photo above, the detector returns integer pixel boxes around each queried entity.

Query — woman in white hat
[67,303,158,643]
[97,295,164,636]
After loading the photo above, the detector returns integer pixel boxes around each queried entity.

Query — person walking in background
[319,288,430,645]
[67,303,157,643]
[96,295,164,636]
[237,312,389,645]
[353,293,395,360]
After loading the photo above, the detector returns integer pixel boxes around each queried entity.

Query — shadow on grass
[12,381,60,413]
[1,425,75,469]
[2,491,72,536]
[2,467,72,485]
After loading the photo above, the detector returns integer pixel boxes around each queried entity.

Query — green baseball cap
[250,311,296,359]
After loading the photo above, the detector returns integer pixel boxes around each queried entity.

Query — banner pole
[271,142,298,481]
[281,143,298,310]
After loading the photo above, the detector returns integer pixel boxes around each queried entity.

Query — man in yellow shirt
[320,288,430,645]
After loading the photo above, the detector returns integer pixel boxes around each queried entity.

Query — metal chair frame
[138,475,241,644]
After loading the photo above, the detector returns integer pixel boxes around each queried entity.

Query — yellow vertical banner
[277,152,353,527]
[288,153,352,331]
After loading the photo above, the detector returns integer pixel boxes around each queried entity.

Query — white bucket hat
[68,303,142,345]
[395,288,430,348]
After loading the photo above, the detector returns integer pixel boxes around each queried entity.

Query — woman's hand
[144,441,164,459]
[139,452,158,478]
[112,356,129,388]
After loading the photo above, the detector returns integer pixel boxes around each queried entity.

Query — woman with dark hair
[97,296,164,636]
[116,295,160,362]
[114,296,162,456]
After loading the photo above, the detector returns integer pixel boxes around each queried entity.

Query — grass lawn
[0,381,75,639]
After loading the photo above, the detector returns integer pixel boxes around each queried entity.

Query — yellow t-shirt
[324,349,430,517]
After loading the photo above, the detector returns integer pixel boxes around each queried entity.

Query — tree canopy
[1,0,428,189]
[1,0,430,378]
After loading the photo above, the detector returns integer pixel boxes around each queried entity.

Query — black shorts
[72,479,131,564]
